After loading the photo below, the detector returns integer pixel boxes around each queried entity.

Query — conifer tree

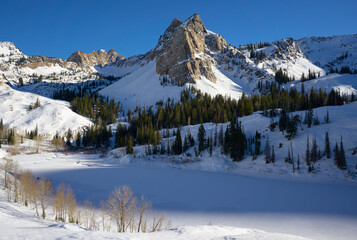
[253,131,261,159]
[334,142,339,167]
[310,136,318,163]
[271,145,275,163]
[214,125,218,147]
[223,126,230,155]
[305,135,310,165]
[324,109,330,124]
[173,128,182,155]
[339,136,347,170]
[183,135,189,152]
[76,132,81,148]
[198,124,206,153]
[264,135,271,164]
[324,131,331,159]
[126,136,134,155]
[66,128,72,147]
[209,135,213,157]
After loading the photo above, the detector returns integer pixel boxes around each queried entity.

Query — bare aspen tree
[100,200,106,231]
[3,157,13,188]
[13,162,19,203]
[65,185,77,223]
[38,177,53,219]
[29,176,40,216]
[20,170,34,207]
[151,212,166,232]
[106,185,137,232]
[6,173,12,201]
[89,205,98,230]
[137,195,151,233]
[165,219,172,230]
[83,200,92,229]
[54,183,66,221]
[35,135,42,153]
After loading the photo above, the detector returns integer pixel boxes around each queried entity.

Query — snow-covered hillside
[299,34,357,71]
[0,81,92,137]
[285,73,357,96]
[99,61,243,110]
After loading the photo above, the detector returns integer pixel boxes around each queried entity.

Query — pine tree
[198,124,206,153]
[324,131,331,159]
[214,125,218,147]
[297,154,300,170]
[324,109,330,124]
[310,136,318,163]
[126,136,134,155]
[76,132,81,148]
[209,135,213,157]
[66,128,72,147]
[330,66,334,74]
[334,142,339,167]
[271,145,275,163]
[253,131,261,159]
[264,135,271,164]
[173,128,182,155]
[305,135,310,165]
[223,126,230,155]
[183,135,189,152]
[339,136,347,170]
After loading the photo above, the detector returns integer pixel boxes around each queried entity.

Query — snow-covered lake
[10,151,357,240]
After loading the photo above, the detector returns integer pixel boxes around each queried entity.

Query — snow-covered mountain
[1,14,356,111]
[98,14,342,109]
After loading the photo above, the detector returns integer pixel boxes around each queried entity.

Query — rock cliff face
[155,14,218,84]
[67,49,123,67]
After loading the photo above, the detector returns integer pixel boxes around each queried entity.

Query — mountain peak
[67,49,123,67]
[182,13,207,33]
[155,13,216,84]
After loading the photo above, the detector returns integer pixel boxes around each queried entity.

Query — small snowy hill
[299,34,357,71]
[0,81,92,138]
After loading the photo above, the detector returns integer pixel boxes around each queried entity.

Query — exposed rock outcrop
[67,49,123,67]
[155,13,217,84]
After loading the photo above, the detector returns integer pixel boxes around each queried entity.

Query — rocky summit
[154,14,216,84]
[67,49,123,67]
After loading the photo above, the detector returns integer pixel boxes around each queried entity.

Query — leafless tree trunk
[13,162,19,203]
[20,170,34,207]
[38,177,53,219]
[100,200,106,231]
[65,185,77,223]
[137,195,151,232]
[2,157,13,189]
[53,183,66,221]
[151,212,166,232]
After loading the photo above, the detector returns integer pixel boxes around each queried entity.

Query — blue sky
[1,0,356,59]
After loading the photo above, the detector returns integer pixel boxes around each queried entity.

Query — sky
[1,0,356,59]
